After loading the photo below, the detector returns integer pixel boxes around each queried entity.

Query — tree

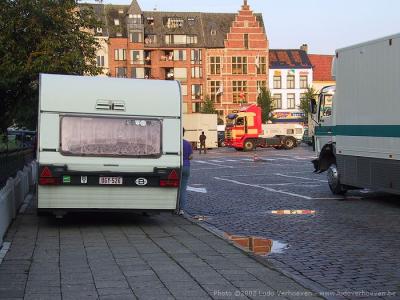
[299,86,316,122]
[257,87,274,123]
[0,0,102,133]
[201,95,217,114]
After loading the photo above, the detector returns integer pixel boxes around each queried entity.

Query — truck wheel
[283,137,296,150]
[327,164,347,195]
[243,140,255,152]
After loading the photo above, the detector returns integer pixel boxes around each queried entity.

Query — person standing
[179,129,193,215]
[199,131,207,154]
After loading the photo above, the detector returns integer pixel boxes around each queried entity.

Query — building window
[173,50,187,61]
[232,57,247,75]
[188,18,195,26]
[191,66,202,78]
[186,35,198,44]
[209,57,221,75]
[131,67,145,79]
[96,56,105,67]
[114,49,126,61]
[166,17,184,29]
[300,75,308,88]
[257,57,267,75]
[115,67,127,78]
[191,49,202,64]
[146,17,154,26]
[232,81,247,103]
[244,34,249,49]
[192,102,202,113]
[273,94,282,109]
[114,19,120,26]
[165,35,185,45]
[96,27,103,34]
[129,14,142,24]
[287,93,296,109]
[210,81,222,103]
[257,81,267,94]
[287,75,295,89]
[174,68,187,80]
[300,93,307,101]
[192,85,203,100]
[181,85,188,96]
[144,35,157,45]
[130,32,143,43]
[131,50,143,64]
[273,76,281,89]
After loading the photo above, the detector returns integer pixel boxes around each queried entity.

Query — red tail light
[39,166,60,185]
[160,169,180,187]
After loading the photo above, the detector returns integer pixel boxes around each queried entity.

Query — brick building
[308,54,335,93]
[87,0,268,120]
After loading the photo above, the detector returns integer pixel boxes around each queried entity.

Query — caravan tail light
[159,169,180,187]
[39,166,60,185]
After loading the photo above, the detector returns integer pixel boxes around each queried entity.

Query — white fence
[0,161,37,247]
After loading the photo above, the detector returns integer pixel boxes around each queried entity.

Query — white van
[37,74,182,216]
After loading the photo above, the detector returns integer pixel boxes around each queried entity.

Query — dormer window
[118,9,124,14]
[166,17,184,29]
[188,18,195,26]
[116,32,122,37]
[114,19,120,26]
[96,27,103,34]
[147,17,154,25]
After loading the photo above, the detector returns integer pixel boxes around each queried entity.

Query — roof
[308,54,334,81]
[269,50,312,69]
[82,3,266,48]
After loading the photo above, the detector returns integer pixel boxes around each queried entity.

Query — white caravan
[261,123,304,144]
[182,113,218,149]
[312,34,400,195]
[37,74,182,216]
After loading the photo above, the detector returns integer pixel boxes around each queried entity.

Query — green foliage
[201,95,217,114]
[0,0,102,132]
[257,87,274,123]
[299,86,316,121]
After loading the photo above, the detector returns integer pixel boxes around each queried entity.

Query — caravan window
[60,116,162,157]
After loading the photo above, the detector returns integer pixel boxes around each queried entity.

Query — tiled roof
[308,54,334,81]
[83,3,266,48]
[269,49,312,69]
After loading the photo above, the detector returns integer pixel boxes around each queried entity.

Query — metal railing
[0,148,34,188]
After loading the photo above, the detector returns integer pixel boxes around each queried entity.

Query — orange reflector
[168,169,179,180]
[160,179,179,187]
[40,166,52,178]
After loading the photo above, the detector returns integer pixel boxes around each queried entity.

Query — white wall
[269,68,313,115]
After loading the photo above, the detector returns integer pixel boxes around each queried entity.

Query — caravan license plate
[99,177,123,185]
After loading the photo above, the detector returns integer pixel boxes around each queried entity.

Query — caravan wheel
[327,164,347,195]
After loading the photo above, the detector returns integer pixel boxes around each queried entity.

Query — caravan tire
[327,164,347,195]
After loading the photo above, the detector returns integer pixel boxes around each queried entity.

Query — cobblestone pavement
[186,145,400,299]
[0,202,321,299]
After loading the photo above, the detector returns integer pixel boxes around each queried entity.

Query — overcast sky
[85,0,400,54]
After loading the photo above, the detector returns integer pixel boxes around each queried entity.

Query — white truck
[37,74,182,216]
[311,34,400,195]
[182,113,218,149]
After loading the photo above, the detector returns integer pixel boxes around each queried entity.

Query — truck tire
[327,163,347,195]
[243,140,255,152]
[283,137,296,150]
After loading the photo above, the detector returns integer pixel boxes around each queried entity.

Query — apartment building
[87,0,268,118]
[269,49,313,123]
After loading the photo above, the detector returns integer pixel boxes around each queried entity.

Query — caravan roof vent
[112,101,126,111]
[96,100,112,110]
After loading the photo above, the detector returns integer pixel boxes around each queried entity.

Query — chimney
[300,44,308,53]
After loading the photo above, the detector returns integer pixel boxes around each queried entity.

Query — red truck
[224,104,300,151]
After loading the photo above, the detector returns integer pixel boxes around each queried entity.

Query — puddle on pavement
[224,233,287,256]
[271,210,316,215]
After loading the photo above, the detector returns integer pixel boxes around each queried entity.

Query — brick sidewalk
[0,203,321,300]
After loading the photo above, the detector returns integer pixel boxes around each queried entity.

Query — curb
[184,214,345,300]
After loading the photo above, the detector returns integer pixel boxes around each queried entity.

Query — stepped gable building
[88,0,269,118]
[268,48,313,123]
